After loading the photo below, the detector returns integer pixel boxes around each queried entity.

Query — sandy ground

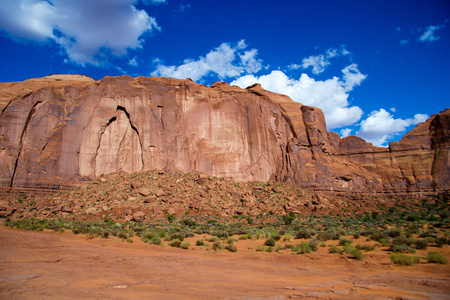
[0,225,449,299]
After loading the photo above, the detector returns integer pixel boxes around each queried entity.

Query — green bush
[225,244,237,252]
[338,237,353,246]
[390,253,421,266]
[264,237,276,247]
[196,239,204,246]
[169,239,182,248]
[308,238,318,252]
[294,242,311,254]
[295,230,312,239]
[349,249,364,261]
[208,236,220,243]
[180,241,190,249]
[392,244,416,254]
[328,245,343,254]
[150,236,162,245]
[426,251,448,264]
[212,241,223,251]
[355,244,375,251]
[436,237,447,247]
[392,236,413,247]
[414,239,428,250]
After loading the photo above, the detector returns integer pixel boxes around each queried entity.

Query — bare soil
[1,223,449,299]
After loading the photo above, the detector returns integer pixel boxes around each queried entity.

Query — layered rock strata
[0,75,448,193]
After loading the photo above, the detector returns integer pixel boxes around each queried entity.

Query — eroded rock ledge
[0,75,448,193]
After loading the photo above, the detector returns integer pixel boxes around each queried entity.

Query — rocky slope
[0,75,448,193]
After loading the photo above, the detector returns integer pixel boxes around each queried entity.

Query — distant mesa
[0,75,448,194]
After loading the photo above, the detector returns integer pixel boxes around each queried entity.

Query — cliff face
[0,75,448,193]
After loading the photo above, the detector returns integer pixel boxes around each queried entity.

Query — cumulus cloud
[340,128,352,138]
[356,109,429,146]
[300,48,350,74]
[230,64,366,130]
[418,25,442,42]
[151,40,263,81]
[0,0,160,66]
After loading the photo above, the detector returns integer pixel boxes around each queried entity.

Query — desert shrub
[295,230,312,239]
[150,236,162,245]
[196,239,204,246]
[436,237,447,247]
[317,230,341,241]
[212,230,230,239]
[414,239,428,250]
[353,232,361,239]
[320,242,327,247]
[239,234,248,240]
[385,228,401,238]
[275,244,284,252]
[256,245,265,252]
[342,244,354,253]
[282,212,296,225]
[328,245,343,254]
[308,238,318,252]
[271,233,281,241]
[166,232,185,241]
[180,241,190,249]
[392,236,413,247]
[180,218,197,228]
[426,251,448,264]
[89,226,101,236]
[349,249,364,261]
[226,237,235,245]
[212,241,223,251]
[284,233,294,242]
[338,237,353,246]
[142,231,157,240]
[225,244,237,252]
[392,245,416,254]
[390,254,421,266]
[355,244,375,251]
[378,238,392,247]
[118,231,128,239]
[425,237,436,244]
[101,229,110,239]
[208,236,220,243]
[293,242,311,254]
[264,237,276,247]
[419,231,438,239]
[169,239,182,248]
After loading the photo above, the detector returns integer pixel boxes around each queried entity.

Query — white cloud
[128,57,138,67]
[340,128,352,138]
[151,40,263,81]
[230,63,366,130]
[356,109,429,146]
[418,25,442,42]
[301,48,350,74]
[0,0,160,66]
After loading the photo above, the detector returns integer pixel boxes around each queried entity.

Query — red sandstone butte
[0,75,448,193]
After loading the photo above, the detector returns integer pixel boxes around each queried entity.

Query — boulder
[132,211,145,222]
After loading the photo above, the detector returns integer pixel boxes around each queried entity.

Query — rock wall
[0,75,448,193]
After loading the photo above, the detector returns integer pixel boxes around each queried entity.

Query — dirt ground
[0,224,449,300]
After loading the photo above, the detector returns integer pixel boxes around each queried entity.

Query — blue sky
[0,0,448,146]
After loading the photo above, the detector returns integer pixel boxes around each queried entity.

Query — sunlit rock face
[0,75,448,193]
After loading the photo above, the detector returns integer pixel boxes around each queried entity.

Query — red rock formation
[0,75,448,193]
